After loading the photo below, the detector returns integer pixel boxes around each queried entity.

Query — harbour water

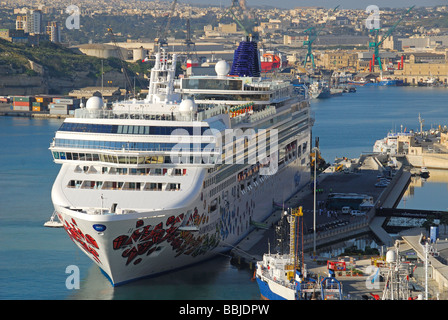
[1,85,447,300]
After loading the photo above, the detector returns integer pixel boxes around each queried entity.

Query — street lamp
[312,146,319,255]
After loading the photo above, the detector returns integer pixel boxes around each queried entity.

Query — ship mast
[146,48,178,104]
[381,240,411,300]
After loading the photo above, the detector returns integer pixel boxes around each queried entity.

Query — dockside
[231,154,448,299]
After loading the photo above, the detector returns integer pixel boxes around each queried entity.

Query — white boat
[49,37,313,286]
[373,131,413,155]
[255,208,343,300]
[309,81,331,99]
[44,211,63,228]
[419,167,430,178]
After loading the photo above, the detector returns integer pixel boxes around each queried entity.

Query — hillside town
[0,0,448,101]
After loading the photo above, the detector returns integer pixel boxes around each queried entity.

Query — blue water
[1,86,447,300]
[312,86,448,163]
[0,116,260,300]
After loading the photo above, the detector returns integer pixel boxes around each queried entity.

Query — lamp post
[312,146,319,256]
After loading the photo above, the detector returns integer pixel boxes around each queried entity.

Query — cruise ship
[49,38,313,285]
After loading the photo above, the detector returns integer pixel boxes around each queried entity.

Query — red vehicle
[327,260,346,271]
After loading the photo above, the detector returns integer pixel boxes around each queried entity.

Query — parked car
[375,182,388,188]
[350,210,366,217]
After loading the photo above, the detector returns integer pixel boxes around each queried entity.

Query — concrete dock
[231,154,405,265]
[229,154,448,299]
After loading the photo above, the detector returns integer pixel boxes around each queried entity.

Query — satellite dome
[386,249,396,263]
[86,96,104,110]
[179,99,196,113]
[215,60,230,77]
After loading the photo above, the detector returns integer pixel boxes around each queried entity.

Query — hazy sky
[188,0,447,9]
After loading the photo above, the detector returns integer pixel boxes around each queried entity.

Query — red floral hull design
[112,212,220,267]
[60,213,101,264]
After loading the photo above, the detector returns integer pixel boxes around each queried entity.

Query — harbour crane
[368,6,414,72]
[107,27,134,96]
[302,5,340,68]
[218,1,251,37]
[155,0,178,48]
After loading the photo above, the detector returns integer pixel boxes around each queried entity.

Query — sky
[188,0,448,9]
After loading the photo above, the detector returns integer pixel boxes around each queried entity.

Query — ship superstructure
[49,38,313,285]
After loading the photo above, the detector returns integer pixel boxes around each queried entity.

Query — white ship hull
[49,43,313,286]
[54,156,310,285]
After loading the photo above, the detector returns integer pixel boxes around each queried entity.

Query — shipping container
[13,96,33,102]
[53,98,74,104]
[36,96,54,103]
[32,106,41,112]
[32,102,42,107]
[13,105,31,111]
[50,103,69,110]
[13,101,31,107]
[50,109,69,115]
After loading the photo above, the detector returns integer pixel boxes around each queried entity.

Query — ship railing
[74,108,198,122]
[230,106,276,126]
[52,141,221,154]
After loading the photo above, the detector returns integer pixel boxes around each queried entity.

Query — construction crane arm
[217,5,250,37]
[377,5,414,47]
[107,27,133,94]
[157,0,178,47]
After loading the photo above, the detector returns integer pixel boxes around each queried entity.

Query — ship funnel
[229,37,261,77]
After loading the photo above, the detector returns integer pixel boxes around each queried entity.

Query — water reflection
[67,255,260,300]
[398,169,448,211]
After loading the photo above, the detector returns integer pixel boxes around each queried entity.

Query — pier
[230,154,410,265]
[230,154,448,298]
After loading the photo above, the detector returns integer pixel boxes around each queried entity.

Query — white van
[342,207,351,214]
[350,210,366,217]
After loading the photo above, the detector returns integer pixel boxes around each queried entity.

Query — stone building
[394,53,448,85]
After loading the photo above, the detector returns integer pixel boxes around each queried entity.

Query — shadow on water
[67,255,260,300]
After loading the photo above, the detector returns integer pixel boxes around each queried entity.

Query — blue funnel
[230,37,261,77]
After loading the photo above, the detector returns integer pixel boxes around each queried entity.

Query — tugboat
[255,207,343,300]
[419,167,430,178]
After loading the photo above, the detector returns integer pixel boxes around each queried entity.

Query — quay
[230,154,448,299]
[0,107,71,119]
[231,154,409,263]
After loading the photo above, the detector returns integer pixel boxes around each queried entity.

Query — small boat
[255,207,343,300]
[44,211,63,228]
[419,167,430,178]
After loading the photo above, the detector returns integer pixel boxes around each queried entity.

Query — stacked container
[34,96,53,111]
[49,97,81,115]
[13,96,34,111]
